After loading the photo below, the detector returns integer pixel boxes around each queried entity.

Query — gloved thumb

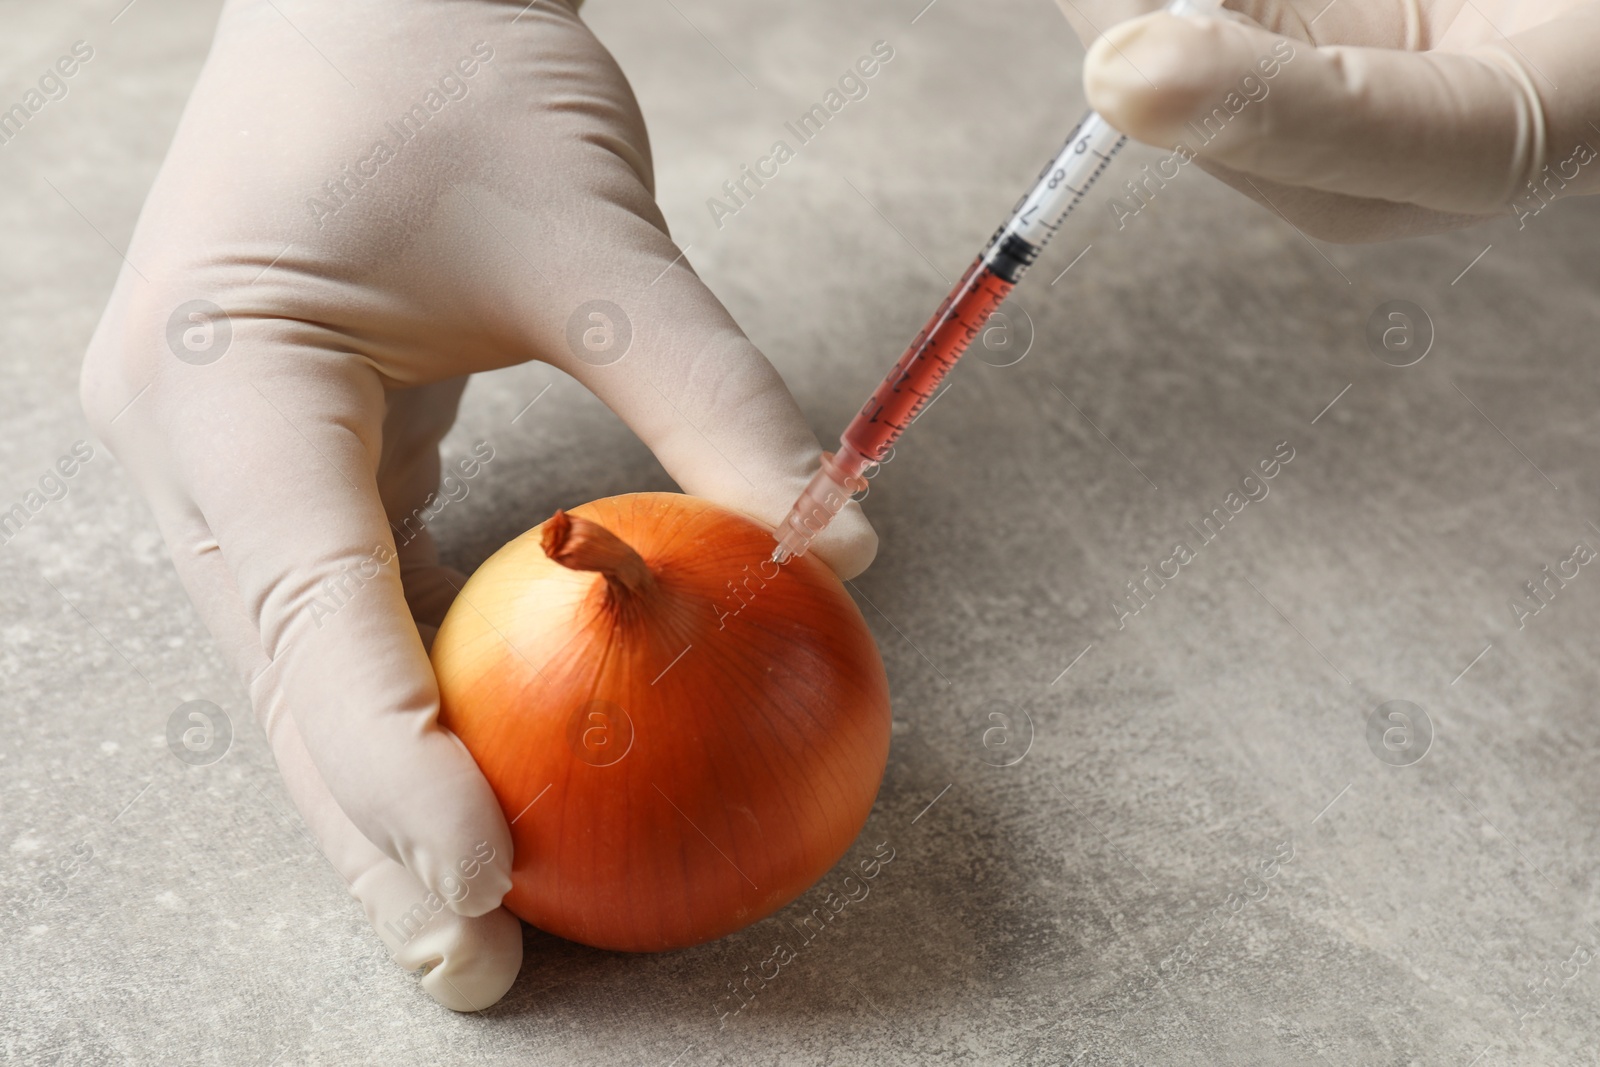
[1082,8,1600,223]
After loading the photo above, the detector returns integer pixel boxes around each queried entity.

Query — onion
[432,493,891,952]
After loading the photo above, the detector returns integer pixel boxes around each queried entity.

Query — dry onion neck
[542,510,658,603]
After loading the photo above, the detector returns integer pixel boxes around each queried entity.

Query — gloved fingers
[515,208,878,578]
[456,65,878,581]
[345,0,877,575]
[586,315,881,581]
[360,859,525,1013]
[1216,0,1313,42]
[1192,157,1499,241]
[1082,10,1569,224]
[276,711,523,1013]
[147,502,520,1010]
[1218,0,1418,49]
[157,522,275,694]
[158,338,511,916]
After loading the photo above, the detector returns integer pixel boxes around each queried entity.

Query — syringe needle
[771,0,1221,564]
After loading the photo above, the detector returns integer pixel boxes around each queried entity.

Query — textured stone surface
[5,0,1600,1063]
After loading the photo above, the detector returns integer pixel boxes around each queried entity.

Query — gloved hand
[1056,0,1600,241]
[80,0,876,1011]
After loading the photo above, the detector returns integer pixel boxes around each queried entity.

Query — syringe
[770,0,1217,564]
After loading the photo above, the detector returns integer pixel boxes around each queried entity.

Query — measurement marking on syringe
[908,383,954,425]
[769,0,1220,564]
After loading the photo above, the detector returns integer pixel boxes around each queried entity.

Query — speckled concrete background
[6,0,1600,1063]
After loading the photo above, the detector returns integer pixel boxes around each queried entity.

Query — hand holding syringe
[771,0,1219,564]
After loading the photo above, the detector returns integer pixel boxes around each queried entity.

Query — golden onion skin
[432,492,891,952]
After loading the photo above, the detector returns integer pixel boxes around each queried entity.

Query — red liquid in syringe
[841,256,1015,464]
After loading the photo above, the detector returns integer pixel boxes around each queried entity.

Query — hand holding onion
[432,493,891,952]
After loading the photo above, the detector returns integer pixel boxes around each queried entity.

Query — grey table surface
[6,0,1600,1063]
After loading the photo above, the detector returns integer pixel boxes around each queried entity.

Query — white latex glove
[1055,0,1600,241]
[80,0,876,1011]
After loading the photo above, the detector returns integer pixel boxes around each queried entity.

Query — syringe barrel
[770,0,1220,564]
[984,0,1221,271]
[996,111,1126,260]
[841,254,1013,464]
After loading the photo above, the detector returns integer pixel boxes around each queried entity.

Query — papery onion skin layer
[432,492,891,953]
